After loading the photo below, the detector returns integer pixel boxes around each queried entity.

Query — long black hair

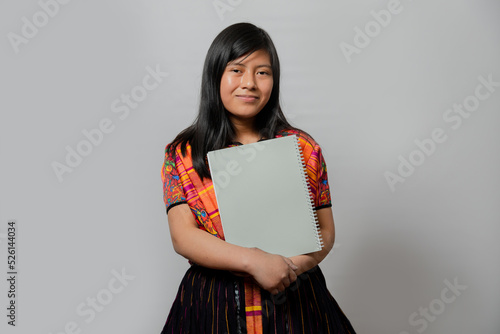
[169,22,297,179]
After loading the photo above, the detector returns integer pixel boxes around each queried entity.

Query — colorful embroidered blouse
[161,129,332,239]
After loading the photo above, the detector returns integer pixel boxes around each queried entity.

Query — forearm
[168,204,298,294]
[168,204,255,273]
[173,223,256,272]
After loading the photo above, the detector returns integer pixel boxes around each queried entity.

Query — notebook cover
[207,135,323,257]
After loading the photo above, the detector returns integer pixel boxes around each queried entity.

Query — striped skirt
[160,264,356,334]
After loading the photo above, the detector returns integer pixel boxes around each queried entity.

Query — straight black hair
[169,22,297,179]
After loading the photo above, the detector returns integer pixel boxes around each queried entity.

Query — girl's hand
[247,248,298,295]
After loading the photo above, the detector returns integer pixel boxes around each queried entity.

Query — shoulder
[164,126,196,160]
[165,141,192,161]
[276,128,319,150]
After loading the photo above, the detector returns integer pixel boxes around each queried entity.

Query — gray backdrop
[1,1,499,333]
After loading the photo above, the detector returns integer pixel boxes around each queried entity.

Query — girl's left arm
[289,207,335,276]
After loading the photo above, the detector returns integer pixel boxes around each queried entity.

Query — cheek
[220,75,238,94]
[261,80,274,101]
[220,76,235,108]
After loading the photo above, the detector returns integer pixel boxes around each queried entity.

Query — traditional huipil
[161,129,356,334]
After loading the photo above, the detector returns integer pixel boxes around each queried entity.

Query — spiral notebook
[207,135,323,257]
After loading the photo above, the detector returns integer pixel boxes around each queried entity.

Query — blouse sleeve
[161,145,187,213]
[306,144,332,210]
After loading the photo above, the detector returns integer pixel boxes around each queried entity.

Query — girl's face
[220,49,273,125]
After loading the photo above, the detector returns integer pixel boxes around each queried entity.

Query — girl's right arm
[167,203,297,294]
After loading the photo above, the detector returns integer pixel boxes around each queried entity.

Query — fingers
[251,253,300,295]
[283,257,298,271]
[288,267,297,284]
[282,257,298,285]
[272,283,286,295]
[271,264,296,295]
[274,257,297,292]
[282,276,291,288]
[282,266,298,287]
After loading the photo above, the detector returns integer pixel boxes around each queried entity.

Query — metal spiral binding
[294,136,324,250]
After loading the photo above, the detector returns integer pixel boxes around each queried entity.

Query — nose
[241,70,256,89]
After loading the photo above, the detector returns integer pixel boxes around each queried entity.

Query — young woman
[161,22,356,334]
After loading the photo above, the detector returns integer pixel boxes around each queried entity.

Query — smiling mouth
[236,95,259,102]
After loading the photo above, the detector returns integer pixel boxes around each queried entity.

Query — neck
[230,117,260,145]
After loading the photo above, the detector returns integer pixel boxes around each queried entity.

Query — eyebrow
[228,62,273,69]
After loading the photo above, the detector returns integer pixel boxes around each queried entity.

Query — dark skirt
[161,264,356,334]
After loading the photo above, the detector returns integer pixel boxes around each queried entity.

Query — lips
[236,95,258,102]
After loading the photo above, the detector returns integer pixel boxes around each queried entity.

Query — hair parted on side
[168,22,298,179]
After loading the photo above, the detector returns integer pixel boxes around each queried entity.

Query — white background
[1,1,499,333]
